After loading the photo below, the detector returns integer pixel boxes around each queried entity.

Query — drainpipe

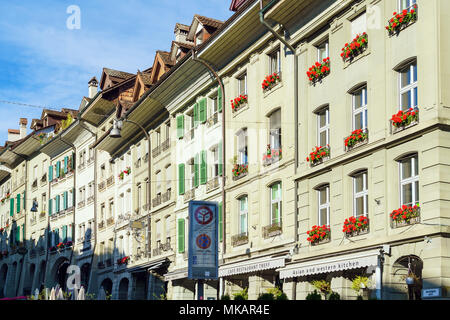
[259,0,300,258]
[191,49,226,298]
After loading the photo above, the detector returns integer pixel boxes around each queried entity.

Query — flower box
[262,72,281,92]
[263,223,282,238]
[307,225,331,245]
[232,163,248,181]
[307,58,330,83]
[117,256,130,265]
[231,95,248,113]
[344,129,368,152]
[231,233,249,247]
[386,5,418,36]
[390,204,420,228]
[343,216,369,237]
[306,146,330,167]
[262,145,282,166]
[390,107,419,134]
[341,33,368,62]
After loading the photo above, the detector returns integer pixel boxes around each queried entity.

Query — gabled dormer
[187,15,224,47]
[149,51,174,85]
[132,70,153,101]
[99,68,135,91]
[230,0,249,12]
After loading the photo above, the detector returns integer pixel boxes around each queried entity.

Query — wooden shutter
[56,195,60,213]
[49,199,53,216]
[56,162,60,178]
[218,141,223,176]
[176,115,185,139]
[49,165,53,181]
[55,228,60,244]
[64,156,68,174]
[16,226,20,243]
[194,154,199,188]
[178,164,185,195]
[200,150,207,185]
[218,202,223,242]
[217,86,223,112]
[62,226,67,243]
[10,198,14,217]
[177,219,185,253]
[16,194,20,213]
[199,98,207,123]
[64,191,68,210]
[194,103,199,128]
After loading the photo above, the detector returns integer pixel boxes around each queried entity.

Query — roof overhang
[0,165,11,182]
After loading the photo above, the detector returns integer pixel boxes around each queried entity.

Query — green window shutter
[63,191,68,210]
[62,226,67,243]
[218,141,223,176]
[217,86,223,112]
[16,194,20,213]
[22,224,25,243]
[176,115,185,139]
[64,156,68,173]
[199,98,207,123]
[10,198,14,217]
[23,191,26,211]
[49,165,53,181]
[194,103,199,128]
[200,150,207,185]
[218,202,223,242]
[56,195,60,213]
[56,162,60,178]
[177,219,185,253]
[49,199,53,216]
[55,229,60,244]
[194,154,199,188]
[178,164,185,195]
[16,226,20,243]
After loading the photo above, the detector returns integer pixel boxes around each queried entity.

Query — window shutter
[176,115,185,139]
[218,141,223,176]
[177,219,185,253]
[218,202,223,242]
[64,156,68,174]
[194,154,199,188]
[199,98,207,123]
[56,195,60,213]
[49,199,53,216]
[55,228,60,244]
[178,164,185,195]
[62,225,67,243]
[194,103,199,128]
[200,150,207,185]
[217,86,223,112]
[49,165,53,181]
[64,191,68,210]
[16,226,20,243]
[10,198,14,217]
[16,194,20,213]
[56,162,60,178]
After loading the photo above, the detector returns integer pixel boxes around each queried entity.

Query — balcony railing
[87,156,95,165]
[87,195,94,204]
[152,145,161,158]
[106,217,115,226]
[77,200,86,209]
[161,139,170,152]
[206,113,219,127]
[206,176,220,192]
[98,220,105,230]
[262,222,282,239]
[162,189,172,203]
[262,148,282,167]
[152,194,162,207]
[231,233,249,247]
[98,181,106,192]
[78,163,86,171]
[184,128,194,142]
[106,176,115,187]
[184,188,195,202]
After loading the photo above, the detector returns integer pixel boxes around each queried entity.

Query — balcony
[152,145,161,158]
[152,194,162,207]
[206,176,220,192]
[184,188,195,202]
[98,220,105,230]
[106,217,115,227]
[184,128,194,142]
[98,181,106,192]
[31,179,38,190]
[77,200,86,209]
[263,222,282,239]
[106,176,115,187]
[161,139,170,152]
[231,233,249,247]
[162,189,172,203]
[152,242,172,256]
[206,113,219,127]
[344,129,369,152]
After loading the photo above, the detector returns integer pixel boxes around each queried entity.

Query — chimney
[19,118,27,139]
[7,129,20,142]
[88,77,99,99]
[174,23,189,43]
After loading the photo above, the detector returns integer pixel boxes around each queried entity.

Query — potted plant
[311,280,331,299]
[261,72,281,91]
[385,5,418,36]
[56,242,65,250]
[390,204,420,225]
[232,288,248,300]
[344,129,368,150]
[307,57,330,83]
[306,145,330,166]
[307,225,330,245]
[343,216,369,236]
[391,107,419,129]
[341,33,368,61]
[231,162,248,179]
[352,276,371,299]
[124,166,131,175]
[231,95,248,112]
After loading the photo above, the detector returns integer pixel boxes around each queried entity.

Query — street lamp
[110,118,151,257]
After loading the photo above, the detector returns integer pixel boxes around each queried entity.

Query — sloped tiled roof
[103,68,135,80]
[157,51,175,67]
[175,23,190,33]
[195,15,224,29]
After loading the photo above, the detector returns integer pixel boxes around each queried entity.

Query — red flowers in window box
[231,95,248,112]
[341,33,368,61]
[262,72,281,91]
[307,225,330,244]
[385,5,418,35]
[391,107,419,128]
[306,145,330,165]
[344,129,368,149]
[117,256,130,265]
[56,242,65,250]
[390,204,420,224]
[343,216,369,235]
[262,144,282,164]
[231,164,248,178]
[118,166,131,180]
[307,58,330,83]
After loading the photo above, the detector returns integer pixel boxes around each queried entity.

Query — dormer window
[196,30,204,46]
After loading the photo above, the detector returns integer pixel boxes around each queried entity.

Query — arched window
[314,105,329,147]
[316,184,330,226]
[238,195,248,235]
[398,153,419,207]
[350,85,368,131]
[398,59,418,111]
[270,182,282,226]
[351,170,368,217]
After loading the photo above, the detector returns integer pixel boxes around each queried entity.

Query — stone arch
[79,263,91,289]
[37,260,46,291]
[391,255,423,300]
[100,277,113,299]
[23,263,35,295]
[49,256,70,290]
[0,264,8,298]
[118,277,129,300]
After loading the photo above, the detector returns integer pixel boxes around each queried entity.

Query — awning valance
[279,249,380,279]
[164,268,188,281]
[219,254,289,278]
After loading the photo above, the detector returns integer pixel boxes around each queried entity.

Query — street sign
[188,201,218,280]
[422,288,443,299]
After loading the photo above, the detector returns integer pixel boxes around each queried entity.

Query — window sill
[232,104,249,117]
[263,81,283,98]
[343,47,370,69]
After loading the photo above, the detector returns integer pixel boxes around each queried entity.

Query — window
[269,48,281,74]
[399,61,418,111]
[42,193,47,212]
[237,129,248,165]
[353,171,368,217]
[270,182,282,225]
[238,196,248,235]
[119,193,124,214]
[269,109,282,150]
[317,40,329,62]
[316,106,330,147]
[166,165,172,192]
[155,128,161,147]
[137,184,141,209]
[237,72,247,96]
[165,216,171,243]
[317,185,330,226]
[108,199,114,219]
[210,96,218,119]
[156,220,162,242]
[155,171,162,196]
[100,164,106,179]
[399,0,416,10]
[211,146,219,178]
[189,158,195,190]
[399,154,419,207]
[352,86,368,130]
[33,165,38,181]
[100,203,105,220]
[351,12,367,39]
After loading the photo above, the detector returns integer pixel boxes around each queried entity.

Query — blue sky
[0,0,232,143]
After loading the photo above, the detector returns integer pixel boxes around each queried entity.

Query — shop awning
[127,258,168,273]
[219,254,289,278]
[279,249,380,280]
[164,268,188,282]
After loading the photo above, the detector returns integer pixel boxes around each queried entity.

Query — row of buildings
[0,0,448,300]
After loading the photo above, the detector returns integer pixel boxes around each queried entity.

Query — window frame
[238,195,248,235]
[316,39,329,62]
[317,185,330,226]
[352,171,369,218]
[352,86,368,131]
[268,47,281,75]
[316,106,330,147]
[399,154,419,207]
[237,72,248,96]
[270,182,282,226]
[398,61,418,112]
[398,0,416,10]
